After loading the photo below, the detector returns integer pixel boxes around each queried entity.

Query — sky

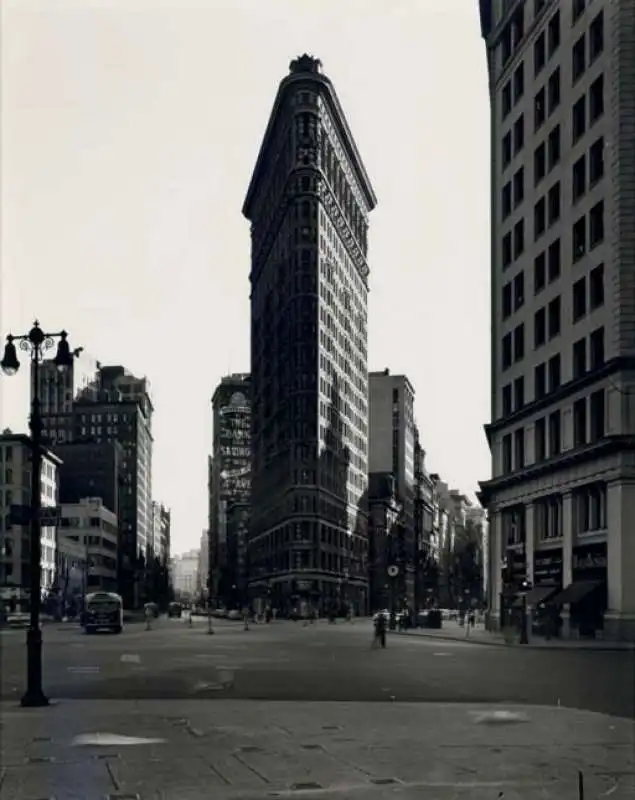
[1,0,491,555]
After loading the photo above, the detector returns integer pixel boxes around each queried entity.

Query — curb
[395,630,635,652]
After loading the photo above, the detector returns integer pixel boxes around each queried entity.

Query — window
[513,270,525,310]
[573,483,606,534]
[572,95,586,142]
[590,390,605,441]
[534,197,546,238]
[534,87,546,131]
[534,31,546,75]
[573,216,586,261]
[535,494,562,539]
[502,434,513,474]
[513,323,525,361]
[590,326,605,369]
[502,132,512,166]
[534,418,546,462]
[590,75,604,123]
[502,182,512,219]
[549,409,561,455]
[547,125,560,169]
[547,10,560,56]
[513,115,524,153]
[572,34,586,83]
[572,155,586,202]
[589,11,604,62]
[548,296,561,338]
[535,362,546,399]
[572,277,587,322]
[513,63,525,102]
[590,264,604,309]
[534,307,546,347]
[548,237,560,283]
[534,252,546,293]
[502,82,512,118]
[513,167,524,206]
[502,384,512,417]
[502,282,513,318]
[573,398,587,447]
[572,0,585,24]
[573,337,587,378]
[547,68,561,113]
[514,375,525,410]
[589,201,604,248]
[534,143,546,184]
[548,353,561,391]
[502,232,512,269]
[589,137,604,184]
[514,428,525,469]
[514,219,524,257]
[502,333,513,370]
[548,182,561,224]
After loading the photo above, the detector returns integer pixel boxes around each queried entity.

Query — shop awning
[525,585,559,606]
[549,580,603,606]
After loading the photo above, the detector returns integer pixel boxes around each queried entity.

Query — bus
[83,591,123,634]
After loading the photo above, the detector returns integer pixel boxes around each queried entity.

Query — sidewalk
[1,698,633,799]
[395,619,635,650]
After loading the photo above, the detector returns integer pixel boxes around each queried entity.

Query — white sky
[1,0,491,554]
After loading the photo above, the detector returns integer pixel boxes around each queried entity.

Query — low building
[0,432,61,610]
[58,497,118,593]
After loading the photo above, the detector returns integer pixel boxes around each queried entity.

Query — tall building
[170,550,199,599]
[59,497,118,593]
[40,364,153,609]
[243,54,376,614]
[478,1,635,640]
[368,370,416,606]
[209,374,251,605]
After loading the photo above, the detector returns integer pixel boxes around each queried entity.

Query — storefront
[550,541,607,638]
[529,548,563,636]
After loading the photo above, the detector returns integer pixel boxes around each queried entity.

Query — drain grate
[370,778,400,785]
[321,725,340,731]
[104,794,141,800]
[26,756,55,764]
[290,782,323,791]
[300,744,323,751]
[238,745,263,753]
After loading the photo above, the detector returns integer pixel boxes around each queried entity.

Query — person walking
[373,612,387,649]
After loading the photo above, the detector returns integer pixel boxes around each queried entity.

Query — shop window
[573,483,606,534]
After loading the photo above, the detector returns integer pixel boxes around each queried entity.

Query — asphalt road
[1,617,633,718]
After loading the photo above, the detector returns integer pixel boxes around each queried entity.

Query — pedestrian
[373,612,387,649]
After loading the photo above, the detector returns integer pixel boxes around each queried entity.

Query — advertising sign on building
[533,549,563,587]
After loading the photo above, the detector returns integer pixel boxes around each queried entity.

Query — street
[1,616,633,716]
[1,618,634,799]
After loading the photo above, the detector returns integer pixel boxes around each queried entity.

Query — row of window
[501,386,605,475]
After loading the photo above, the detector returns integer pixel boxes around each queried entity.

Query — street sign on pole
[40,507,61,526]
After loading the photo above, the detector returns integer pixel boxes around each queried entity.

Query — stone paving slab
[1,700,633,799]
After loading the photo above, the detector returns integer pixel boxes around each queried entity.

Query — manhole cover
[239,745,263,753]
[290,782,323,791]
[26,756,55,764]
[321,725,340,731]
[370,778,400,785]
[301,744,323,751]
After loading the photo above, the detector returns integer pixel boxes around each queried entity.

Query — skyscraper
[477,1,635,640]
[243,54,376,614]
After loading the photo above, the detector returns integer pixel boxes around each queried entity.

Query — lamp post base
[20,628,49,707]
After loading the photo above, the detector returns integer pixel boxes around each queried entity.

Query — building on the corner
[413,428,439,609]
[477,0,635,640]
[368,369,417,608]
[0,433,61,609]
[243,54,377,615]
[209,374,251,606]
[58,497,118,593]
[367,472,401,613]
[170,550,199,600]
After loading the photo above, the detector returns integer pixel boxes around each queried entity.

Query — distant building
[171,550,199,599]
[0,433,61,608]
[58,497,118,593]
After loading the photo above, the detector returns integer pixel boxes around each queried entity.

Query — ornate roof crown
[289,54,323,74]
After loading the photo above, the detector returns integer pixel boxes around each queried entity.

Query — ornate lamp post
[1,321,80,707]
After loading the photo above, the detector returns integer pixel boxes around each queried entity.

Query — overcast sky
[1,0,491,554]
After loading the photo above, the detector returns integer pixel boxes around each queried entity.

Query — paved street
[1,618,634,799]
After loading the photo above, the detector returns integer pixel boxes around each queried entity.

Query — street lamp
[1,321,80,707]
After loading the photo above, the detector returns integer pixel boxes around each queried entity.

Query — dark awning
[549,580,603,606]
[525,585,559,606]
